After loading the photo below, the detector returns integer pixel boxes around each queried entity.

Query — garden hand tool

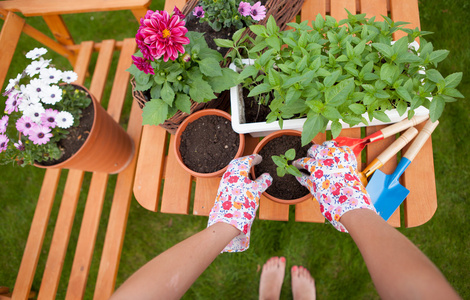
[358,127,418,186]
[366,119,439,221]
[334,114,429,157]
[207,155,272,253]
[293,141,377,233]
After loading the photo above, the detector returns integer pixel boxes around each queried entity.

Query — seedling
[271,149,303,177]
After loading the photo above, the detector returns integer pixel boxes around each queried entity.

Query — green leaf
[396,100,408,116]
[302,114,326,146]
[248,83,272,97]
[349,103,366,114]
[161,81,175,106]
[232,28,245,43]
[380,63,399,85]
[444,72,463,88]
[426,69,444,83]
[396,86,412,102]
[276,166,287,177]
[251,40,268,52]
[272,155,285,167]
[429,50,449,64]
[175,94,191,114]
[323,70,341,88]
[259,48,276,66]
[314,14,325,29]
[394,52,422,64]
[142,99,169,126]
[325,78,354,106]
[239,65,258,80]
[330,120,342,138]
[429,95,445,122]
[199,58,222,77]
[189,78,216,102]
[266,35,281,52]
[250,25,267,36]
[322,106,342,120]
[285,149,296,160]
[266,15,279,35]
[207,68,240,93]
[287,165,303,177]
[371,43,393,59]
[442,87,464,98]
[268,69,282,87]
[372,111,391,123]
[214,38,234,48]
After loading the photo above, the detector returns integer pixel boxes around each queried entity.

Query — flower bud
[182,53,191,62]
[177,75,183,81]
[160,72,165,76]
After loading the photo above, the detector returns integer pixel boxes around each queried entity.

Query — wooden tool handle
[403,119,439,162]
[376,127,419,164]
[376,114,429,141]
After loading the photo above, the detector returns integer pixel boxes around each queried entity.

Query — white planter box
[230,56,429,137]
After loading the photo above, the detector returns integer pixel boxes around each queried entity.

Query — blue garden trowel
[366,119,439,221]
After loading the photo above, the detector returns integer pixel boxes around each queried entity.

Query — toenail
[292,266,298,271]
[280,257,285,262]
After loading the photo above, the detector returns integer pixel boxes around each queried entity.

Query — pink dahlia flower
[250,1,266,21]
[139,10,190,62]
[173,6,185,19]
[132,55,155,75]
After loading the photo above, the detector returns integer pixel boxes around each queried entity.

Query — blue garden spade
[366,119,439,221]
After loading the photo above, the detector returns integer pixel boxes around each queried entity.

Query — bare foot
[291,265,316,300]
[259,256,286,300]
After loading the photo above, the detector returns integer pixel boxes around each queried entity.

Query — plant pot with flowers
[220,12,463,145]
[127,7,240,134]
[174,109,245,178]
[0,48,134,174]
[251,130,312,204]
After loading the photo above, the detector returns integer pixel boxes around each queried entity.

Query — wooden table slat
[193,177,219,216]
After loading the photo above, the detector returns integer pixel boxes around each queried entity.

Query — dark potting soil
[254,135,312,200]
[179,115,240,173]
[242,88,272,123]
[38,102,94,166]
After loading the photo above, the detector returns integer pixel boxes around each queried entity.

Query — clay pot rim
[252,129,312,205]
[174,109,245,178]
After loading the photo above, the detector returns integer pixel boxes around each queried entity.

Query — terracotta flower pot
[251,130,311,205]
[35,84,134,174]
[174,109,245,178]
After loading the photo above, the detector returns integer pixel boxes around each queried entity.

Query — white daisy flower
[25,58,51,76]
[4,73,22,94]
[26,47,48,59]
[62,71,78,83]
[41,85,63,105]
[23,103,45,124]
[40,67,62,84]
[25,78,48,100]
[56,111,74,129]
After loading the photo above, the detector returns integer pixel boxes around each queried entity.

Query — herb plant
[272,148,303,177]
[0,48,91,166]
[192,0,266,32]
[127,8,240,126]
[219,12,463,145]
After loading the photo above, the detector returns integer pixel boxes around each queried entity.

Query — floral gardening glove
[293,141,376,232]
[208,155,272,253]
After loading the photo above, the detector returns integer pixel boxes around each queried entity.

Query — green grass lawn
[1,0,469,299]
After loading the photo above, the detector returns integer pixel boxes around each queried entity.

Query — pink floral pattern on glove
[208,155,272,252]
[294,141,377,232]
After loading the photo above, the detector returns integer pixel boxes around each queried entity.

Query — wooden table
[133,0,437,228]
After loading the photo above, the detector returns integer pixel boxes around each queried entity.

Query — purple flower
[173,6,185,19]
[132,55,155,75]
[5,92,20,114]
[29,124,52,145]
[193,6,205,18]
[250,1,266,21]
[41,108,59,128]
[0,115,8,134]
[0,134,8,152]
[139,10,190,62]
[14,140,25,151]
[238,2,251,17]
[16,115,35,136]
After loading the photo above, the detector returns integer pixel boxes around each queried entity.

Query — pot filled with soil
[174,109,245,178]
[35,84,134,174]
[251,130,312,204]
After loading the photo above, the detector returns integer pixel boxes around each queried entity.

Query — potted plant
[174,109,245,178]
[0,48,134,174]
[220,12,463,145]
[251,130,312,204]
[127,7,240,134]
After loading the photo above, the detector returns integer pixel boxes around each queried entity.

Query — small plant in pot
[174,109,245,178]
[221,12,463,145]
[127,7,240,132]
[251,130,312,204]
[0,48,134,173]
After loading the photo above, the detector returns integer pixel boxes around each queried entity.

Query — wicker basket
[131,78,230,134]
